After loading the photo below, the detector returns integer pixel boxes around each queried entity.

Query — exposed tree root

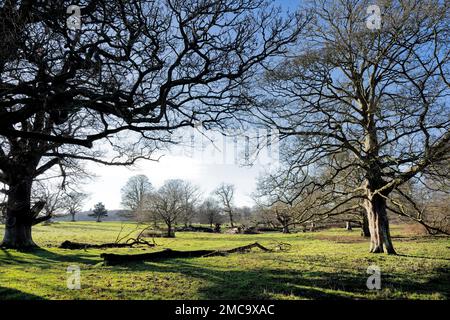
[59,238,156,250]
[100,242,272,265]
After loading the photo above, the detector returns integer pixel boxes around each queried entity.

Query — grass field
[0,222,449,300]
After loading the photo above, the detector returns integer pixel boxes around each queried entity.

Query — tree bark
[2,220,35,248]
[101,242,271,265]
[228,211,234,228]
[166,222,175,238]
[361,213,370,237]
[345,221,352,231]
[282,225,290,233]
[365,194,396,254]
[1,177,36,248]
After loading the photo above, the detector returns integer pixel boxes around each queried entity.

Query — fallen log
[100,242,271,265]
[59,238,156,250]
[175,226,214,233]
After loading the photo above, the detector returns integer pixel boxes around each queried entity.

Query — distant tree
[91,202,108,223]
[121,175,153,218]
[199,198,222,227]
[235,206,253,225]
[270,203,293,233]
[180,182,201,227]
[146,180,187,237]
[63,192,89,222]
[390,179,450,235]
[214,183,236,227]
[32,182,65,223]
[254,173,335,233]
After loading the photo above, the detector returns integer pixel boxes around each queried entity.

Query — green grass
[0,222,449,300]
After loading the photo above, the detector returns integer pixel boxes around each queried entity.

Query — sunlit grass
[0,222,448,300]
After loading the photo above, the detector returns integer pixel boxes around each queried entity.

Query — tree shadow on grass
[0,287,45,300]
[397,254,450,261]
[107,259,366,299]
[0,247,96,267]
[104,256,450,300]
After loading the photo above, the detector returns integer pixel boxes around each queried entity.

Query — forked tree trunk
[1,178,37,248]
[365,194,396,254]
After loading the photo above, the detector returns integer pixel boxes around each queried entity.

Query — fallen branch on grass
[60,224,157,250]
[100,242,272,265]
[59,238,156,250]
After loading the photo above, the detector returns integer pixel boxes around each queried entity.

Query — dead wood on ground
[100,242,275,265]
[59,238,156,250]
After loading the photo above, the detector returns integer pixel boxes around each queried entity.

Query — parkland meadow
[0,222,448,300]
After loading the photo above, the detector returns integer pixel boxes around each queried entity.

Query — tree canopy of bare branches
[121,175,153,217]
[214,183,236,227]
[145,179,192,237]
[0,0,305,248]
[252,0,450,254]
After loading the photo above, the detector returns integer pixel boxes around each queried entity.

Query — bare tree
[214,183,236,227]
[121,175,153,218]
[255,174,328,233]
[180,181,201,227]
[146,179,187,237]
[198,197,222,227]
[389,178,450,235]
[63,191,89,222]
[0,0,305,248]
[253,0,450,254]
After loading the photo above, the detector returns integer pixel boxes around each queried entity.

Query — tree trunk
[345,221,352,231]
[361,213,370,237]
[167,223,175,238]
[365,194,396,254]
[282,225,290,233]
[229,211,234,228]
[71,213,76,222]
[1,178,36,248]
[2,221,35,248]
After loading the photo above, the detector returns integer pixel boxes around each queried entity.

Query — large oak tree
[0,0,305,248]
[253,0,450,254]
